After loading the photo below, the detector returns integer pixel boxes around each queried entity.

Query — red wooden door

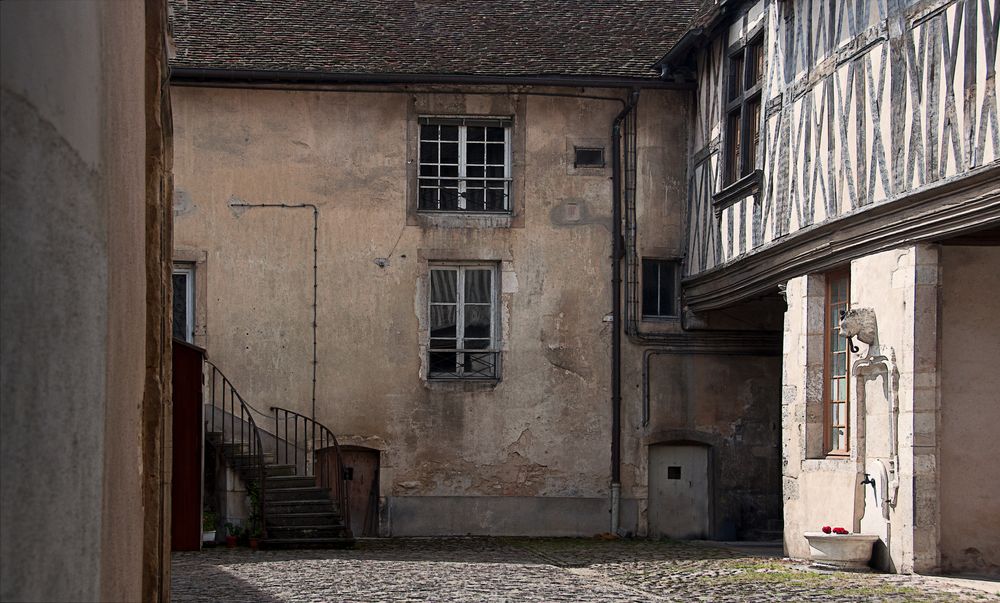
[171,339,205,551]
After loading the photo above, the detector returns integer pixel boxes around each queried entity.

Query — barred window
[418,117,512,213]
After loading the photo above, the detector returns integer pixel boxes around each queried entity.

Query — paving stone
[172,538,993,602]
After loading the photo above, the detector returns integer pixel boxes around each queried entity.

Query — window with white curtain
[427,264,499,379]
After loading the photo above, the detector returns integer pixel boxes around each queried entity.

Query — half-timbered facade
[664,0,1000,575]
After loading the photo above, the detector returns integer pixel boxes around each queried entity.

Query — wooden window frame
[823,269,851,456]
[427,263,501,380]
[721,28,764,188]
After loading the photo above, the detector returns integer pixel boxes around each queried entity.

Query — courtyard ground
[172,537,998,602]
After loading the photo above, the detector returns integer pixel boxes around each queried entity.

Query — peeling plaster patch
[228,195,250,217]
[548,199,609,228]
[471,452,550,496]
[402,452,553,497]
[501,269,518,294]
[540,310,592,380]
[173,188,195,216]
[504,428,534,456]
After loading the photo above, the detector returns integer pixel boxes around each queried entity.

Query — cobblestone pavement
[172,538,998,602]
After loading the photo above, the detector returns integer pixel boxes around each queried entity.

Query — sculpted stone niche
[838,306,900,569]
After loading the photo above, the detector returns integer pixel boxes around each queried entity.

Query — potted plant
[224,522,240,548]
[246,481,264,550]
[202,512,217,544]
[249,525,263,551]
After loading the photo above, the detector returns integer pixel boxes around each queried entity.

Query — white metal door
[648,444,710,539]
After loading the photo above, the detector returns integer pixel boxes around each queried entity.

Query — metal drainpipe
[610,89,640,535]
[229,202,320,422]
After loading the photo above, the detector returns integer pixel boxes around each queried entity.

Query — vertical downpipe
[611,90,639,534]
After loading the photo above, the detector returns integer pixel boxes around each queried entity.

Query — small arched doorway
[648,442,712,539]
[340,446,380,537]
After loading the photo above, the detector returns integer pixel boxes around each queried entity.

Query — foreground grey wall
[1,2,149,600]
[0,3,105,600]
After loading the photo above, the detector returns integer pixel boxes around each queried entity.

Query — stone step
[266,525,349,539]
[265,487,330,502]
[266,499,337,514]
[229,453,276,466]
[266,512,343,527]
[265,475,315,489]
[264,464,297,477]
[261,537,355,550]
[221,442,248,455]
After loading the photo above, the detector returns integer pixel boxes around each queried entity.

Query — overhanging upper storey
[679,0,1000,311]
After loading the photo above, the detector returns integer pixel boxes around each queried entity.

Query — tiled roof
[169,1,703,80]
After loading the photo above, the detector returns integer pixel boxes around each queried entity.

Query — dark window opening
[723,32,764,185]
[574,147,605,167]
[667,466,682,480]
[172,265,194,343]
[642,259,679,318]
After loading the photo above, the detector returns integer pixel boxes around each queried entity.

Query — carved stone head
[838,307,878,346]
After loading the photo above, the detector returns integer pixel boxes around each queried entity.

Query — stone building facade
[169,1,783,540]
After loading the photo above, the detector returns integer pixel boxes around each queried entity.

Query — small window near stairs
[173,264,195,343]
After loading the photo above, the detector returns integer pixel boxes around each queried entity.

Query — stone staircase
[208,431,355,549]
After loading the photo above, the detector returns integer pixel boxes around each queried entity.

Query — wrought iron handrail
[205,361,268,538]
[269,406,351,533]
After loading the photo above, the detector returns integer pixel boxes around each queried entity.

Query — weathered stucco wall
[173,85,692,534]
[939,246,1000,575]
[1,2,152,601]
[782,246,941,573]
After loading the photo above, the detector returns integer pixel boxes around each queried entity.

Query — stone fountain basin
[803,532,880,571]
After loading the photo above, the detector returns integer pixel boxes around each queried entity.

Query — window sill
[641,315,681,322]
[423,378,500,391]
[713,169,761,215]
[802,456,854,472]
[415,211,513,229]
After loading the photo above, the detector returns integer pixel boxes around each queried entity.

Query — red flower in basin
[832,527,849,534]
[822,526,832,534]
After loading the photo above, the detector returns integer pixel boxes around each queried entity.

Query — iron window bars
[418,117,512,213]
